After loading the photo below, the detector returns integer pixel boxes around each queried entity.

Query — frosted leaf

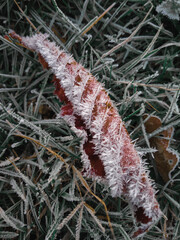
[7,31,163,238]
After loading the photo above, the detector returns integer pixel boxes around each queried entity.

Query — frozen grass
[0,0,180,239]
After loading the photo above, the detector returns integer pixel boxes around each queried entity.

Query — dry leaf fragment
[144,114,179,182]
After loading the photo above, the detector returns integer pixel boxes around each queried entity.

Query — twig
[13,0,37,31]
[82,3,115,35]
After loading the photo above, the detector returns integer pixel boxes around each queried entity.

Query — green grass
[0,0,180,239]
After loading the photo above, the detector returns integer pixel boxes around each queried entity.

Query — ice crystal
[156,0,180,20]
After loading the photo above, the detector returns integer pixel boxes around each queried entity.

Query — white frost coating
[73,74,90,102]
[100,135,124,196]
[22,33,49,50]
[59,111,93,175]
[77,84,102,128]
[93,113,124,196]
[156,0,180,20]
[60,113,91,172]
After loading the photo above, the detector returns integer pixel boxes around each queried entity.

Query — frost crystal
[156,0,180,20]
